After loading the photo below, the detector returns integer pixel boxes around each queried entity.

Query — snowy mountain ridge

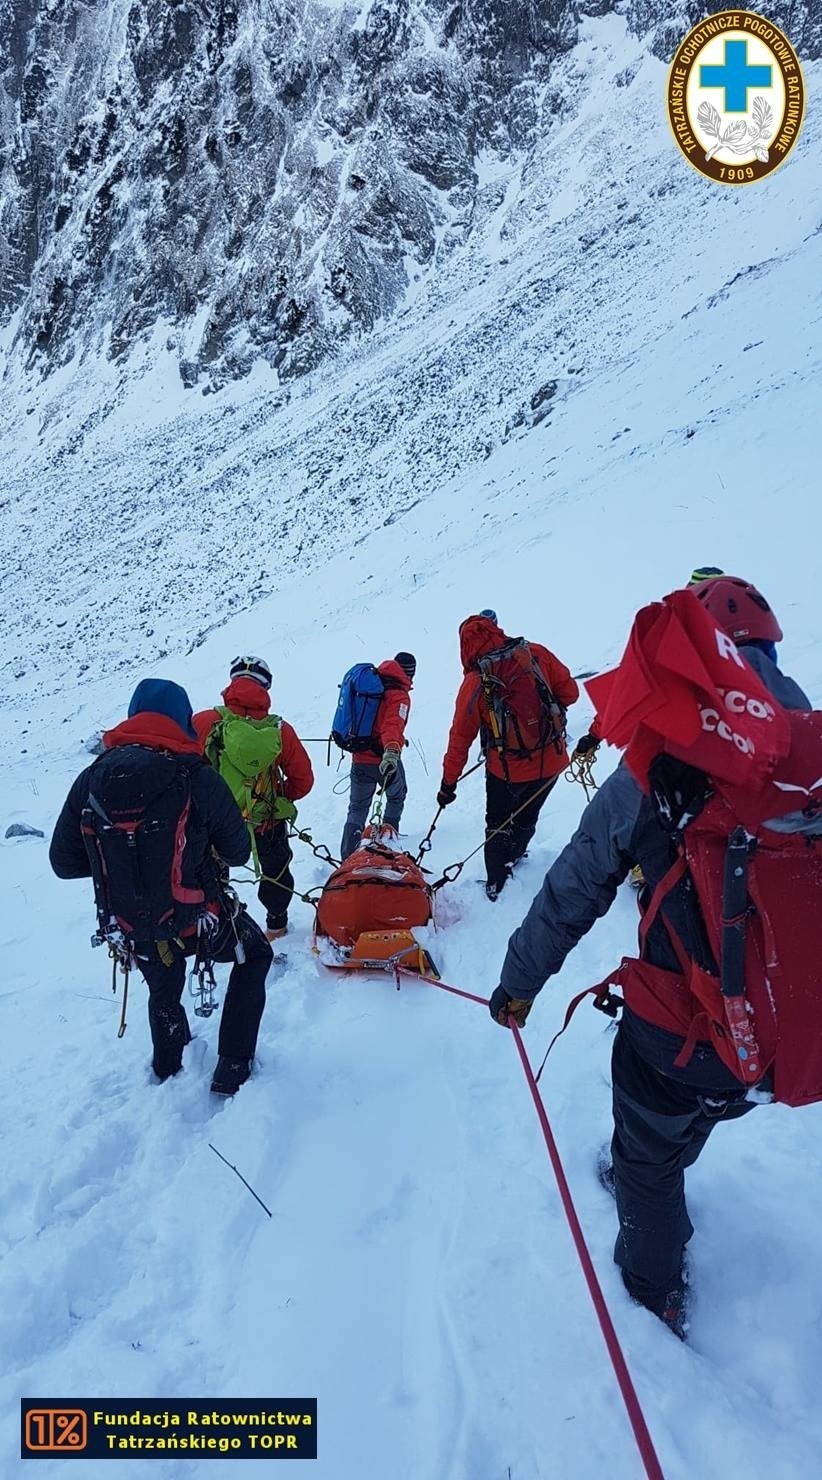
[1,0,820,389]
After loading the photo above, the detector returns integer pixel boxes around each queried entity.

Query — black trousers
[255,822,294,931]
[135,906,272,1079]
[610,1026,755,1313]
[484,772,558,888]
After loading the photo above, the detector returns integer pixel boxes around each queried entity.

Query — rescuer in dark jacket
[490,580,811,1337]
[50,678,272,1095]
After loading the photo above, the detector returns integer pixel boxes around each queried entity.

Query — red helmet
[695,576,783,644]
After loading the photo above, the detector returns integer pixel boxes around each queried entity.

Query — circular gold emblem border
[667,10,805,185]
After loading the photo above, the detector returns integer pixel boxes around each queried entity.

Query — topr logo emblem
[667,10,805,184]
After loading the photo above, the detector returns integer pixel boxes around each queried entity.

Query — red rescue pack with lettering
[587,590,822,1106]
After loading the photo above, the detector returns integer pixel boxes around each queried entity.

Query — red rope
[509,1020,666,1480]
[397,966,488,1007]
[397,965,666,1480]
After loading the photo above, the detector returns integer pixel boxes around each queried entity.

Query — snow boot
[596,1146,616,1198]
[265,925,287,942]
[621,1268,690,1342]
[153,1063,183,1084]
[485,867,512,901]
[659,1284,689,1341]
[211,1057,252,1096]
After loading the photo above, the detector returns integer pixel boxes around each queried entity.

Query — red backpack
[585,592,822,1108]
[476,639,565,762]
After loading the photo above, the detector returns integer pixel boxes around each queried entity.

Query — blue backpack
[331,663,385,752]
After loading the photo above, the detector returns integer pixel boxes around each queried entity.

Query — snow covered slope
[2,17,820,720]
[1,14,822,1480]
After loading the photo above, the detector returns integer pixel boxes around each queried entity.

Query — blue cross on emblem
[700,39,773,112]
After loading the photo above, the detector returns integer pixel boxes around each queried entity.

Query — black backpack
[81,746,208,948]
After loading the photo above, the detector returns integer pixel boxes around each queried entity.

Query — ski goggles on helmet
[229,655,273,689]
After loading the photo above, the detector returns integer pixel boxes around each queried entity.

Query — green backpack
[206,709,295,832]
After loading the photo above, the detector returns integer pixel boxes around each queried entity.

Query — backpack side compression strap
[477,641,565,761]
[717,826,764,1084]
[635,838,765,1085]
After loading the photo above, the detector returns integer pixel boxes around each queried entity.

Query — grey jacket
[500,648,812,1012]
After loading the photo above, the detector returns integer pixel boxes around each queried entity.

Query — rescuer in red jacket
[438,615,578,898]
[341,653,416,858]
[194,656,314,939]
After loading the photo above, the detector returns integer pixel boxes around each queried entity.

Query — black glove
[437,779,458,808]
[572,732,600,759]
[489,985,534,1028]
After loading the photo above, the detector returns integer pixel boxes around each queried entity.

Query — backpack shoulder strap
[637,853,691,971]
[204,708,230,766]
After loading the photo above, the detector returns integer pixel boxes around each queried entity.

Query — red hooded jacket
[103,713,203,756]
[193,677,314,803]
[442,617,579,784]
[353,660,413,766]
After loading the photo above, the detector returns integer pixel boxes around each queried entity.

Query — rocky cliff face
[0,0,819,388]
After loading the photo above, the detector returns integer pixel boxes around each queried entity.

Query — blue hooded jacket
[128,678,197,739]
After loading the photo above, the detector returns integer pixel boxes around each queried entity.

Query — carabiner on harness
[189,912,220,1018]
[91,924,135,1038]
